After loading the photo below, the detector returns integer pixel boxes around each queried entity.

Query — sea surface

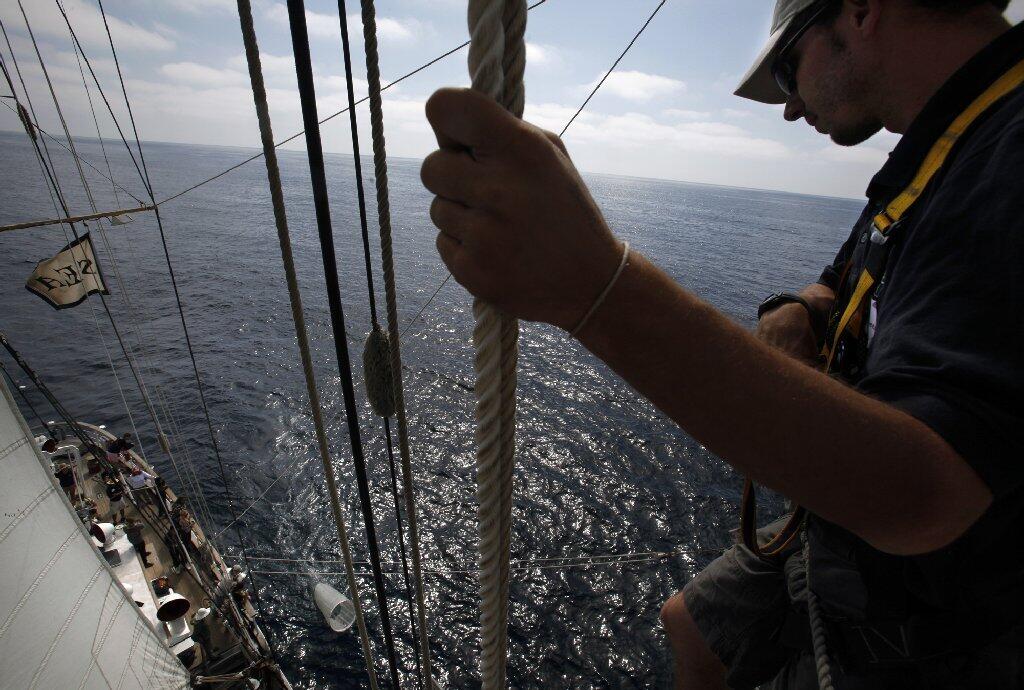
[0,129,862,688]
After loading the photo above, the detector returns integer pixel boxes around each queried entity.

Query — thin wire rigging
[155,0,551,208]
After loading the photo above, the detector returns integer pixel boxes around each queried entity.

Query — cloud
[525,102,789,160]
[160,62,247,87]
[580,70,685,102]
[164,0,235,13]
[265,4,427,43]
[266,3,339,39]
[322,74,370,99]
[662,108,712,120]
[721,108,755,119]
[0,0,175,52]
[354,14,419,43]
[526,42,562,68]
[227,52,296,86]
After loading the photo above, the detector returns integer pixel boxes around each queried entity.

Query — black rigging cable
[283,0,403,685]
[335,1,423,684]
[12,2,165,481]
[560,0,668,137]
[336,1,379,326]
[46,0,274,642]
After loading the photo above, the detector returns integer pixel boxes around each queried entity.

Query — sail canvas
[0,378,189,689]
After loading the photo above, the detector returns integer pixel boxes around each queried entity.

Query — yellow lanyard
[824,57,1024,372]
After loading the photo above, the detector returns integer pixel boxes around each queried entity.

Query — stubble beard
[820,31,884,147]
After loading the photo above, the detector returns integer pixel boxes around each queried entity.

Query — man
[192,606,216,668]
[106,432,134,470]
[54,461,77,504]
[104,475,126,524]
[420,0,1023,687]
[125,517,154,568]
[127,466,156,505]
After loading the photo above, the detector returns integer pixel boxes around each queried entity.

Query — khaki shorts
[682,517,812,689]
[683,518,1024,689]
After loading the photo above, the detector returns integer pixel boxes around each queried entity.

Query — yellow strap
[874,57,1024,232]
[825,57,1024,370]
[826,269,875,371]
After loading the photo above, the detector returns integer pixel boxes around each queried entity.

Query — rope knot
[363,323,395,417]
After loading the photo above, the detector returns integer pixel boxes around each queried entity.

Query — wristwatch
[757,292,826,339]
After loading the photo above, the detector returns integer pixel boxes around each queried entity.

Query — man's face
[782,17,883,146]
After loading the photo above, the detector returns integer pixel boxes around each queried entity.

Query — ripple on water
[0,133,861,688]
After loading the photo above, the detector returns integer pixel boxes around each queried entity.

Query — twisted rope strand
[358,0,435,685]
[496,3,526,674]
[467,0,526,686]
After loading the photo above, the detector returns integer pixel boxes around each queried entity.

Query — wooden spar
[0,204,155,233]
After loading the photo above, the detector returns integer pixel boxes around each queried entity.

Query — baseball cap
[736,0,1013,104]
[735,0,819,104]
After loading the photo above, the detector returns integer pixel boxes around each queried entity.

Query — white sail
[0,378,190,690]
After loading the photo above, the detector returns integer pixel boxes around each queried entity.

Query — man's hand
[755,303,820,365]
[421,87,622,331]
[754,284,835,366]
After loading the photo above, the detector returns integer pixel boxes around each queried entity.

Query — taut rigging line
[44,0,275,643]
[336,0,426,685]
[282,0,404,686]
[233,0,381,686]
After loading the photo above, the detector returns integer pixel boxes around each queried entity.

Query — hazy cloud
[1,0,175,52]
[526,102,789,160]
[581,70,685,102]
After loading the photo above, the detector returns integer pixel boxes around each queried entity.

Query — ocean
[0,129,862,688]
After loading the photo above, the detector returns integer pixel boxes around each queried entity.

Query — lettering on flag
[25,233,109,309]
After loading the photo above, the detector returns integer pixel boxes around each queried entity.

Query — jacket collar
[866,21,1024,202]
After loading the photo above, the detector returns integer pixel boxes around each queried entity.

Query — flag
[25,233,109,309]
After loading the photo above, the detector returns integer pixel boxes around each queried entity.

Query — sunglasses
[772,1,834,97]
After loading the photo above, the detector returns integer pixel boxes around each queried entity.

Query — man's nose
[784,95,805,122]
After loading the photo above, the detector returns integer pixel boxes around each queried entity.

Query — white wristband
[570,241,630,338]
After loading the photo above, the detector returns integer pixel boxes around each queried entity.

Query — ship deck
[48,423,264,681]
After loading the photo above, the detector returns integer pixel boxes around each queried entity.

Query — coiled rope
[466,0,527,686]
[233,1,379,687]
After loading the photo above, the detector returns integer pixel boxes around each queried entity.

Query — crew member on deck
[106,432,134,471]
[104,475,126,525]
[420,1,1024,686]
[54,462,77,504]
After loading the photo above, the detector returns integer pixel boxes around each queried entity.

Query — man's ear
[846,0,883,36]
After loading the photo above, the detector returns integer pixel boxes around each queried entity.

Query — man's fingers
[421,148,488,206]
[425,87,519,154]
[429,196,476,242]
[435,231,463,277]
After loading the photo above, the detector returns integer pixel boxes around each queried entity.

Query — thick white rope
[234,1,378,687]
[467,0,526,686]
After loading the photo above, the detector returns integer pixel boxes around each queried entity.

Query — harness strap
[824,56,1024,367]
[740,478,806,561]
[742,56,1024,563]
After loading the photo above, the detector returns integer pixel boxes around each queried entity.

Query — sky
[2,0,1023,200]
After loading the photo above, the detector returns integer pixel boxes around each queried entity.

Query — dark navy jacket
[809,21,1024,644]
